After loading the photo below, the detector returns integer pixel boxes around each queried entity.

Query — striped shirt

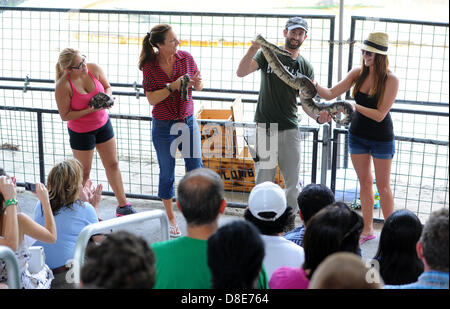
[385,271,449,289]
[142,50,199,121]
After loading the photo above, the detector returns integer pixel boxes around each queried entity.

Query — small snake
[255,34,354,125]
[179,74,190,101]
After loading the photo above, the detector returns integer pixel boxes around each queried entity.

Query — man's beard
[285,37,302,50]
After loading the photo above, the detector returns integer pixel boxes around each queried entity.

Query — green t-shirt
[253,50,314,130]
[151,236,269,289]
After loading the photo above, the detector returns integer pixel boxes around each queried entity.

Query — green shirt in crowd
[253,50,314,130]
[151,236,269,289]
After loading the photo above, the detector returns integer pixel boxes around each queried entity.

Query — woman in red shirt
[139,24,204,238]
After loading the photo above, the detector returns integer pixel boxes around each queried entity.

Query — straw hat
[361,32,389,55]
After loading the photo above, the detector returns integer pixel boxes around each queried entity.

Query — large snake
[255,34,354,125]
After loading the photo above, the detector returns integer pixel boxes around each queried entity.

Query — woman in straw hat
[314,32,399,245]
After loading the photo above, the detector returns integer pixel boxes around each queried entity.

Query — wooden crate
[197,97,284,192]
[196,107,235,157]
[202,147,285,193]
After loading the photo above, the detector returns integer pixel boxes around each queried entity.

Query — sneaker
[115,203,137,217]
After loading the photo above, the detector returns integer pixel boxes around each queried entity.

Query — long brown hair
[0,168,6,232]
[138,24,172,70]
[352,53,389,105]
[47,158,83,215]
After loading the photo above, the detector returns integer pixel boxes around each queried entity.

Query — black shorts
[68,118,114,151]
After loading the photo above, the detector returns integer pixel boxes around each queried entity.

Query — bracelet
[4,198,18,208]
[165,84,173,93]
[315,115,322,125]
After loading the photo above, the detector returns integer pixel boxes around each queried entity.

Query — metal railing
[0,7,448,222]
[0,7,335,119]
[0,245,21,289]
[0,104,320,207]
[72,209,169,286]
[331,128,449,223]
[348,16,449,108]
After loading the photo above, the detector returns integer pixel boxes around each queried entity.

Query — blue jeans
[152,115,203,199]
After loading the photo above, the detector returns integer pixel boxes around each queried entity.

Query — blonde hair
[55,48,80,81]
[47,158,83,215]
[309,252,384,289]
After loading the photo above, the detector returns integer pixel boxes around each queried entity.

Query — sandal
[169,224,182,238]
[360,233,376,245]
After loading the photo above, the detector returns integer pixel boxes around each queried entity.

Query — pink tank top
[67,71,109,133]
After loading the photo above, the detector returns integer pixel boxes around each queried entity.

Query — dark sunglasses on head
[361,50,374,57]
[70,55,86,70]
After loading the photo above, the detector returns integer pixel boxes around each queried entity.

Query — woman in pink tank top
[54,48,136,217]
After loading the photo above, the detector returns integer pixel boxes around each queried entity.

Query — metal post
[330,129,339,193]
[311,129,319,184]
[37,112,45,184]
[320,123,331,186]
[0,246,21,289]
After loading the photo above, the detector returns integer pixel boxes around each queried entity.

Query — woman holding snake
[139,24,203,238]
[315,32,399,244]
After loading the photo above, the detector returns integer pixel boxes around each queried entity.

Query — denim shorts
[68,118,114,151]
[348,132,395,159]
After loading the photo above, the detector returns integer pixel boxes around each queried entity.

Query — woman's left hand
[34,183,49,203]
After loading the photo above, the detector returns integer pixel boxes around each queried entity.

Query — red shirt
[142,50,199,120]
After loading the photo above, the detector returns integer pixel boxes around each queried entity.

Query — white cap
[248,181,287,221]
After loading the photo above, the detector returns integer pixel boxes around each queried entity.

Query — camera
[24,182,36,192]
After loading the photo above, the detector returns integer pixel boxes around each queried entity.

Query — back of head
[177,168,224,226]
[302,202,363,277]
[297,184,335,223]
[47,158,83,215]
[421,208,449,272]
[139,23,172,70]
[374,209,423,285]
[81,231,156,289]
[244,181,293,235]
[207,220,265,289]
[309,252,383,289]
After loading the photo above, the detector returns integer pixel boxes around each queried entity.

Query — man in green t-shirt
[151,168,269,289]
[237,17,329,227]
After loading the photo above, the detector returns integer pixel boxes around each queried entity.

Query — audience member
[244,181,304,279]
[207,220,265,289]
[385,208,448,289]
[309,252,383,289]
[269,202,363,289]
[151,168,268,289]
[33,158,102,288]
[374,209,424,285]
[284,183,335,246]
[80,231,156,289]
[0,168,57,289]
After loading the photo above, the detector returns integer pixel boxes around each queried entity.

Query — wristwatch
[165,84,173,93]
[315,115,322,125]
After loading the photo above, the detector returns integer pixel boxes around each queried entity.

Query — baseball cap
[286,17,308,33]
[248,181,287,221]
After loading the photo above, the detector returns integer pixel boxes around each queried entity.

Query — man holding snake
[237,17,330,229]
